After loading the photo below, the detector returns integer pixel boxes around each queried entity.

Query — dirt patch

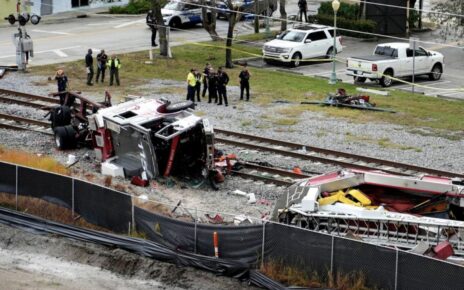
[0,223,256,289]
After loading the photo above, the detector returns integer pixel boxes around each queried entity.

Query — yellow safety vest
[187,72,196,87]
[107,58,121,69]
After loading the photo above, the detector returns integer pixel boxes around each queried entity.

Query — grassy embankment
[261,260,371,289]
[30,39,464,135]
[0,146,69,175]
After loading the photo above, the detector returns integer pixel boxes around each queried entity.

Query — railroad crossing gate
[365,0,408,35]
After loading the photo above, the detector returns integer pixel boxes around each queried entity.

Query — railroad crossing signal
[4,13,41,26]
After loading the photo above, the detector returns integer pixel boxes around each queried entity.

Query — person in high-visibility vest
[186,68,197,102]
[107,55,121,86]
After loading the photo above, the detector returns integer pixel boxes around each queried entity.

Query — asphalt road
[0,0,463,99]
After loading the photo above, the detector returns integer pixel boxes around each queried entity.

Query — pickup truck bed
[350,55,395,62]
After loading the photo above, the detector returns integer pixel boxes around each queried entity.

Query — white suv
[262,24,343,67]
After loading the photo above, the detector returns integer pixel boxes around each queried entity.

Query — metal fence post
[194,208,197,254]
[394,249,399,290]
[131,200,135,233]
[167,27,172,58]
[261,221,266,268]
[71,178,75,218]
[15,165,18,210]
[330,235,335,273]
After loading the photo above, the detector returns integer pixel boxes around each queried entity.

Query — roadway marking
[53,49,68,57]
[391,80,450,90]
[114,19,145,29]
[32,29,72,35]
[0,45,81,59]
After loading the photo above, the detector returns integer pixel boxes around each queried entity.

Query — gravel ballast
[1,73,463,219]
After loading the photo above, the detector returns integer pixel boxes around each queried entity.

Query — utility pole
[410,37,417,94]
[265,0,271,38]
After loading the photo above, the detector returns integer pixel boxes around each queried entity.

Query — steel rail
[216,129,464,179]
[0,95,50,109]
[0,120,53,135]
[0,113,50,127]
[240,162,313,179]
[231,170,295,187]
[0,88,59,104]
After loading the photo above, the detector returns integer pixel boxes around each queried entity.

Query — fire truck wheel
[54,126,69,149]
[50,106,71,128]
[165,101,195,113]
[64,125,77,148]
[54,125,76,150]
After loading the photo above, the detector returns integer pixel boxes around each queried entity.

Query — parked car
[262,24,343,67]
[145,1,204,28]
[346,42,444,87]
[216,0,278,20]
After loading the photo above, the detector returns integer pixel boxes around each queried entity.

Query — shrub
[109,0,152,14]
[318,1,360,20]
[315,14,377,38]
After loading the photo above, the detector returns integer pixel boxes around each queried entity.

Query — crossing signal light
[18,14,28,26]
[4,14,16,25]
[31,14,41,25]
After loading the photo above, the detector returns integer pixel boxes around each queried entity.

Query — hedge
[315,14,377,38]
[109,0,151,14]
[318,1,359,20]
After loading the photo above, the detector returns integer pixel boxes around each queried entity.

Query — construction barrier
[0,161,463,290]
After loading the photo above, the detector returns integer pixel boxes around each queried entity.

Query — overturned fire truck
[48,92,216,185]
[273,169,464,258]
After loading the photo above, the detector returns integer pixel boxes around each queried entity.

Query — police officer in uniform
[202,63,211,98]
[96,49,108,83]
[146,10,158,47]
[85,49,94,86]
[207,69,218,104]
[217,66,229,106]
[239,64,251,101]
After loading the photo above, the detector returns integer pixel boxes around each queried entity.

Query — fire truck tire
[64,125,77,147]
[165,101,195,113]
[50,106,71,129]
[54,125,76,150]
[54,126,69,149]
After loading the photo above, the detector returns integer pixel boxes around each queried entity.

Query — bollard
[213,231,219,258]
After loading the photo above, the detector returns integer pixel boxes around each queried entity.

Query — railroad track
[233,162,313,187]
[0,113,52,135]
[215,129,464,179]
[0,88,58,109]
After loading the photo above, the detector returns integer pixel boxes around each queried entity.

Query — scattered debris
[131,176,149,187]
[205,214,224,224]
[356,87,389,96]
[232,189,256,204]
[301,88,395,113]
[433,241,454,260]
[171,200,182,214]
[274,169,464,258]
[233,214,253,225]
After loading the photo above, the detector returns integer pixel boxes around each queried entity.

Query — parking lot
[248,30,464,100]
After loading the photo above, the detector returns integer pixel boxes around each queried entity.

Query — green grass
[31,40,464,132]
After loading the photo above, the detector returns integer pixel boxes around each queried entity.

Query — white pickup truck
[346,43,444,87]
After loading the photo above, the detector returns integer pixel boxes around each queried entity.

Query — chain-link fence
[1,161,463,289]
